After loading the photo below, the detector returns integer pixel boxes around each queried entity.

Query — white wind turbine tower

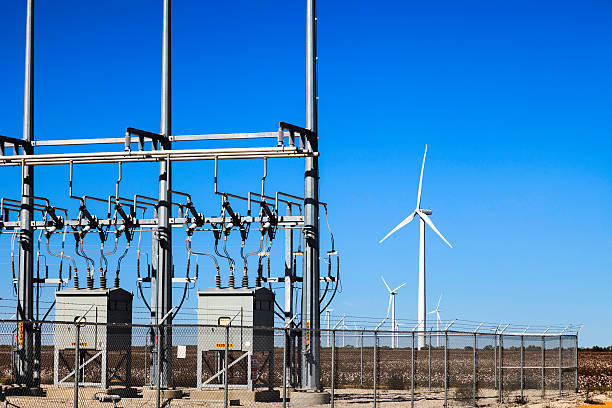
[379,145,453,349]
[427,294,443,347]
[382,276,406,348]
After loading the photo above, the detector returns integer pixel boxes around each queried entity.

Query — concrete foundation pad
[45,386,138,400]
[290,390,331,406]
[141,387,184,399]
[188,388,280,403]
[2,386,43,397]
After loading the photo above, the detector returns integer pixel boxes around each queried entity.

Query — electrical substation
[1,0,337,403]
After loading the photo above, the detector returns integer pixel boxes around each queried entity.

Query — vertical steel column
[520,335,524,401]
[301,0,321,391]
[443,331,448,408]
[151,0,173,389]
[17,0,35,386]
[331,330,335,408]
[574,335,578,393]
[284,206,294,387]
[411,331,415,408]
[373,331,378,408]
[541,336,545,399]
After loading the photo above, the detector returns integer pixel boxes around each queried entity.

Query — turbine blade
[437,294,443,309]
[417,210,453,248]
[392,282,407,292]
[379,212,416,243]
[386,295,392,318]
[416,145,427,209]
[381,276,392,292]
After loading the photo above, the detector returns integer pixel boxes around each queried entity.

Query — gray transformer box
[197,287,275,352]
[54,288,133,351]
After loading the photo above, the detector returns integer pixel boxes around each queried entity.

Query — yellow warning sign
[18,322,23,347]
[216,343,234,348]
[306,322,311,348]
[70,342,89,347]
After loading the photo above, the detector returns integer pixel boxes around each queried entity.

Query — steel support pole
[520,335,524,401]
[541,336,545,399]
[373,331,378,408]
[331,330,335,408]
[411,331,415,408]
[444,331,448,408]
[301,0,321,391]
[284,205,294,388]
[473,333,477,407]
[151,0,173,389]
[17,0,35,387]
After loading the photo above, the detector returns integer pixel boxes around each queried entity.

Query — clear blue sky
[0,1,610,346]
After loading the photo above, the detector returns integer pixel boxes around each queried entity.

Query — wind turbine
[379,145,452,349]
[382,276,406,348]
[427,294,443,347]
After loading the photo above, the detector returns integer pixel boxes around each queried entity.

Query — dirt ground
[1,387,609,407]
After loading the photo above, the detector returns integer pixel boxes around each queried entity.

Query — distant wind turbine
[427,294,443,347]
[379,145,453,349]
[382,276,406,348]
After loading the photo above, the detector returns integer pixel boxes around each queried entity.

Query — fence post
[541,336,545,399]
[360,331,363,387]
[574,335,578,393]
[444,330,448,408]
[331,330,335,408]
[428,330,431,390]
[493,332,497,390]
[520,335,524,402]
[411,331,415,408]
[156,322,161,408]
[225,325,229,408]
[473,333,477,407]
[73,323,80,408]
[373,331,378,408]
[558,335,562,397]
[283,327,288,408]
[498,334,503,403]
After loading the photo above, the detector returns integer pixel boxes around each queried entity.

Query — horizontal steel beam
[29,131,289,147]
[0,215,304,230]
[0,146,314,167]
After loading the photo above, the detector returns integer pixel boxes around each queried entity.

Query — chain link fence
[0,320,578,407]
